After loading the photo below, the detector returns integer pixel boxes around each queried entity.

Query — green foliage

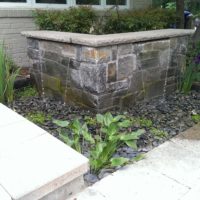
[191,114,200,123]
[98,8,176,34]
[53,118,95,153]
[90,113,144,173]
[27,111,51,124]
[15,86,38,99]
[53,113,145,174]
[132,117,153,128]
[34,7,97,34]
[150,128,168,140]
[165,2,176,10]
[180,41,200,93]
[34,7,176,34]
[0,44,20,104]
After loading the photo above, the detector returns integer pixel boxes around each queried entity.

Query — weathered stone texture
[27,32,191,111]
[118,55,136,80]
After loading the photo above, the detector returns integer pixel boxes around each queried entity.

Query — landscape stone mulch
[9,90,200,185]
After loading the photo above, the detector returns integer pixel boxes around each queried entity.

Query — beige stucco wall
[0,9,36,68]
[130,0,152,9]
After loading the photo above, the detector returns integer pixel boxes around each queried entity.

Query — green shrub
[34,7,176,34]
[102,8,176,34]
[0,44,19,104]
[34,6,97,33]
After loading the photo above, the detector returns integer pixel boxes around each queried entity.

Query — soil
[9,90,200,185]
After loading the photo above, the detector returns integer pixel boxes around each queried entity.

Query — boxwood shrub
[34,7,176,34]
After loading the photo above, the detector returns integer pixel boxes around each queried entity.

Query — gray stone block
[107,79,129,92]
[132,43,143,54]
[152,40,170,51]
[129,71,143,93]
[139,50,159,60]
[118,55,135,80]
[111,45,118,60]
[142,67,161,84]
[107,61,117,83]
[42,59,68,82]
[27,48,40,60]
[81,46,111,64]
[27,38,39,49]
[144,80,165,99]
[159,49,170,68]
[69,68,83,89]
[118,44,132,55]
[81,63,106,94]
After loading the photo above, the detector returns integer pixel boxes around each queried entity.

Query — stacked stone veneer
[22,29,194,111]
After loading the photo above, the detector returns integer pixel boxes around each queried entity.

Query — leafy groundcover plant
[53,112,145,174]
[0,44,20,104]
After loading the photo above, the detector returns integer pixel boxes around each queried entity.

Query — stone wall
[23,29,194,111]
[0,9,36,67]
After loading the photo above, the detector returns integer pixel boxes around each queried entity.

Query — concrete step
[0,103,89,200]
[70,124,200,200]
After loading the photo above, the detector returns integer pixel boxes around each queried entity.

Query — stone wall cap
[22,29,195,47]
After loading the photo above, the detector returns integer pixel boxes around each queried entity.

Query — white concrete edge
[21,29,195,47]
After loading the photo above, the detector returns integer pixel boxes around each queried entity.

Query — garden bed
[10,88,200,185]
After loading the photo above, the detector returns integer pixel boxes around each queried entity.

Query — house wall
[0,9,36,68]
[130,0,152,9]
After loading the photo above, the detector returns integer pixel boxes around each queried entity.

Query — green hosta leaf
[110,157,129,167]
[125,140,137,150]
[113,115,125,122]
[71,118,81,129]
[131,154,145,162]
[96,114,104,124]
[107,123,118,136]
[104,112,113,127]
[90,142,106,159]
[118,120,132,128]
[59,132,73,147]
[82,123,95,144]
[120,129,145,141]
[53,119,69,128]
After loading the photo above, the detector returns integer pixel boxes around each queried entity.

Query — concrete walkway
[70,124,200,200]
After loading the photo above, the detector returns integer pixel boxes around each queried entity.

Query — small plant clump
[0,44,20,104]
[15,86,38,100]
[53,112,145,173]
[191,114,200,123]
[27,111,51,125]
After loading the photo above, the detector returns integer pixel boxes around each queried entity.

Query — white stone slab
[22,29,194,47]
[0,104,25,127]
[0,119,47,150]
[71,165,189,200]
[171,124,200,154]
[135,141,200,188]
[0,133,89,200]
[0,185,11,200]
[181,180,200,200]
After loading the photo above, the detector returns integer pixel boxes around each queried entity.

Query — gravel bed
[9,90,200,185]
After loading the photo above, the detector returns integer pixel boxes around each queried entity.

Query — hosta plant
[53,113,145,174]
